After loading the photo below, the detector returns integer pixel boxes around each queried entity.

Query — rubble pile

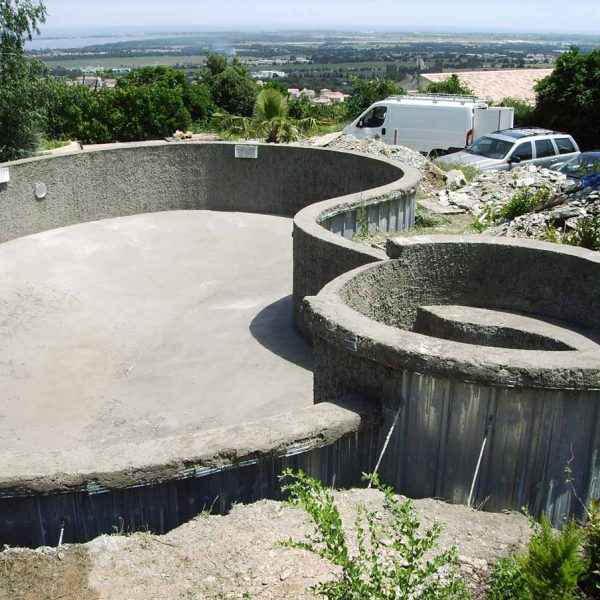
[324,134,447,196]
[307,131,599,244]
[487,184,600,240]
[431,164,600,240]
[435,165,571,215]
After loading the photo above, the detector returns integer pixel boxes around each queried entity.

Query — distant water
[26,33,177,51]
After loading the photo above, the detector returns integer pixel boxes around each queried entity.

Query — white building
[250,70,287,80]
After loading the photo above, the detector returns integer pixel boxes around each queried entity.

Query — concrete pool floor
[0,210,314,458]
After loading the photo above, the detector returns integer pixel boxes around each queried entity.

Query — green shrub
[533,47,600,151]
[279,470,469,600]
[487,555,532,600]
[468,219,488,233]
[423,74,473,96]
[582,499,600,593]
[497,98,536,127]
[522,516,587,600]
[542,224,562,244]
[0,64,48,161]
[496,186,550,221]
[488,516,588,600]
[563,216,600,251]
[344,77,403,120]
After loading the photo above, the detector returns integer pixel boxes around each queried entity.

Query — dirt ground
[0,489,531,600]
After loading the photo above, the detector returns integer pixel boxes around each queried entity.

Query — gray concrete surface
[0,210,313,462]
[308,235,600,389]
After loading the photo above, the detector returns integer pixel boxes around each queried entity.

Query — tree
[118,65,213,123]
[497,97,535,127]
[0,0,47,162]
[45,79,98,141]
[204,52,228,78]
[45,65,213,144]
[118,65,187,88]
[253,88,316,143]
[423,73,473,95]
[534,47,600,151]
[262,79,288,96]
[0,0,46,77]
[202,54,258,117]
[344,77,403,120]
[288,96,344,124]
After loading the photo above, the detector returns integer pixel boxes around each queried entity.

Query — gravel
[322,134,448,196]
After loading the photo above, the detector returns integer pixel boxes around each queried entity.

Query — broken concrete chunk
[445,169,468,190]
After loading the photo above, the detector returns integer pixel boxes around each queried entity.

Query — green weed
[436,162,479,183]
[496,185,550,221]
[279,469,469,600]
[563,215,600,251]
[487,516,588,600]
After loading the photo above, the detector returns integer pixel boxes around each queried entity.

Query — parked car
[554,151,600,180]
[435,128,580,171]
[342,94,513,156]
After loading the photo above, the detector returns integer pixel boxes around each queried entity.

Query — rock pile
[431,163,600,241]
[486,183,600,240]
[314,133,600,244]
[436,165,572,216]
[324,134,447,196]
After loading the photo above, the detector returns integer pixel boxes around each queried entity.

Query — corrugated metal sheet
[0,426,380,548]
[321,191,416,240]
[378,371,600,524]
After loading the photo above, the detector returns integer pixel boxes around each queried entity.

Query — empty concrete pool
[0,141,418,546]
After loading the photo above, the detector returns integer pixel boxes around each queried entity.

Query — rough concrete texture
[308,235,600,389]
[0,210,318,489]
[413,305,581,350]
[0,142,423,501]
[304,235,600,522]
[0,142,404,243]
[292,163,420,333]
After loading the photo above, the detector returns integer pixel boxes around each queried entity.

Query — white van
[342,94,514,157]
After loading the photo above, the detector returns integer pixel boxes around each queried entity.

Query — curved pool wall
[305,236,600,524]
[0,142,418,547]
[0,398,381,548]
[0,141,419,333]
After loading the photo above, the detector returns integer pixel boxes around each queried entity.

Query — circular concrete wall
[306,236,600,523]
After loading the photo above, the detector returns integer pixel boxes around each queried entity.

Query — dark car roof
[557,151,600,177]
[494,127,563,139]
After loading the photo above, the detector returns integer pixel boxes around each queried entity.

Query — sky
[40,0,600,35]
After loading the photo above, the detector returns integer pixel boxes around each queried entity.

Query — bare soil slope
[1,489,531,600]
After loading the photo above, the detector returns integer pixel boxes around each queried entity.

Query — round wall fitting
[34,182,47,200]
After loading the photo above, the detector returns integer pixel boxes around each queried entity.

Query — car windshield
[558,154,600,178]
[466,136,514,159]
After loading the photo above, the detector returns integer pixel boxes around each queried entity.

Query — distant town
[30,30,600,99]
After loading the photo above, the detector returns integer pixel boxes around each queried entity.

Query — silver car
[435,128,580,171]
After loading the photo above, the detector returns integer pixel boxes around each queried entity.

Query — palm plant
[215,88,317,143]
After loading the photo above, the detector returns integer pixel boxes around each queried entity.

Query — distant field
[42,54,399,74]
[284,61,391,71]
[43,54,207,69]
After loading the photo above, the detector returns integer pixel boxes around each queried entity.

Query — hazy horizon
[39,0,600,36]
